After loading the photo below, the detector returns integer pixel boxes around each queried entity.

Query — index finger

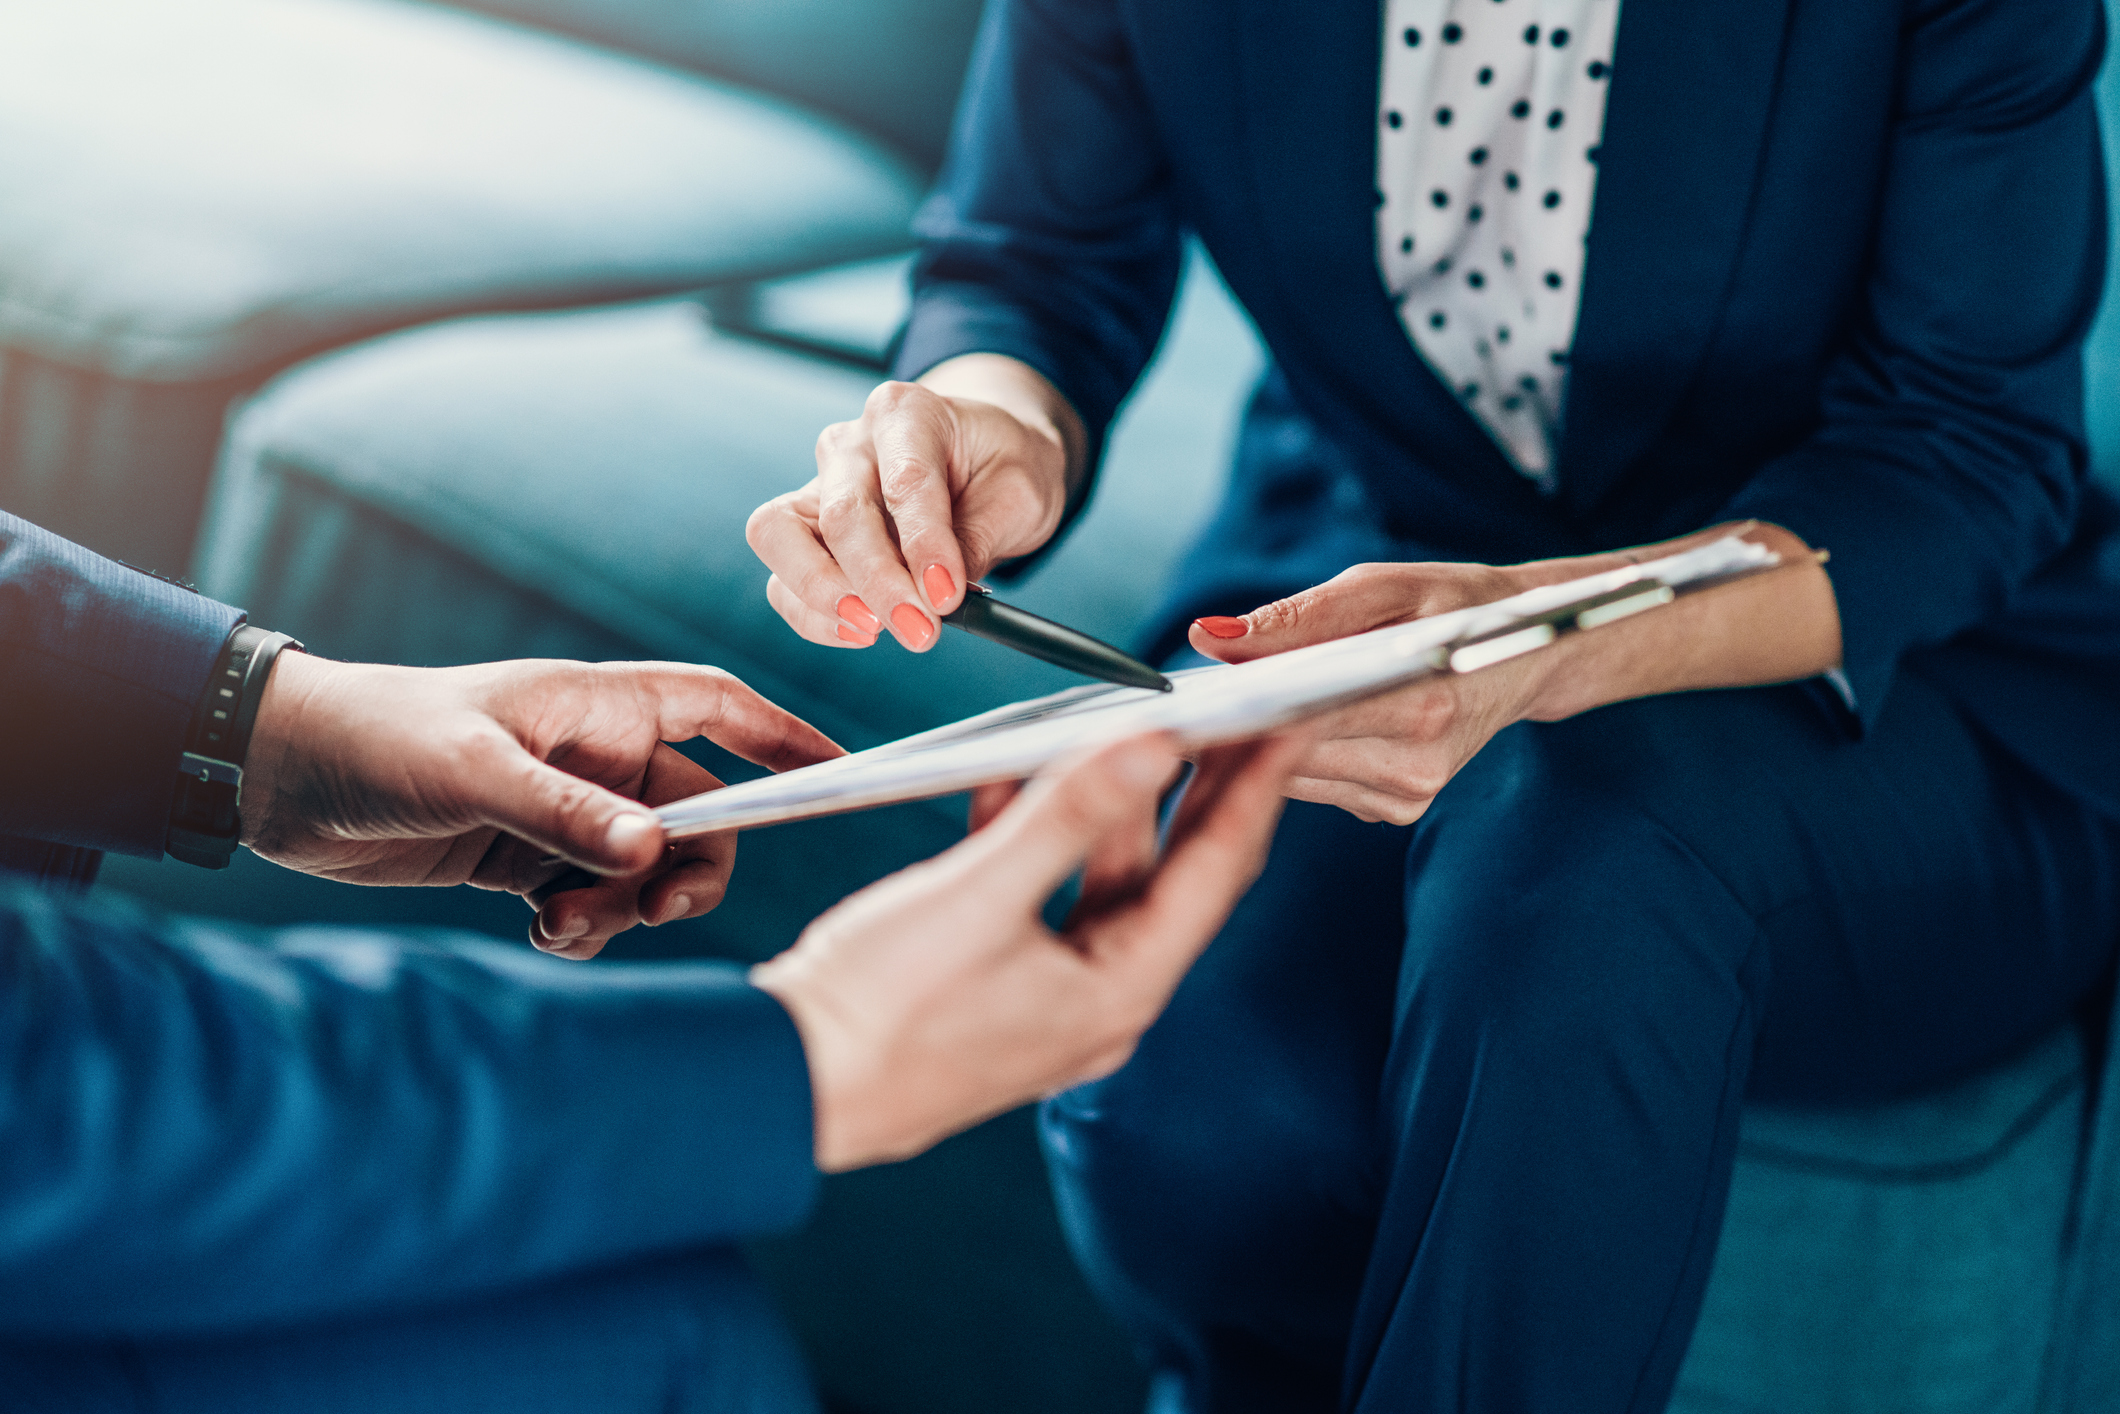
[869,383,970,616]
[1077,735,1303,978]
[636,664,845,773]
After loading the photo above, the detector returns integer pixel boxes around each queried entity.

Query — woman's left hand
[1185,522,1844,826]
[1187,561,1544,825]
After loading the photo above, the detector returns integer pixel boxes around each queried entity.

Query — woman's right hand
[746,354,1085,653]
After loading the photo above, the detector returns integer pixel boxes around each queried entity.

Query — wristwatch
[165,624,303,869]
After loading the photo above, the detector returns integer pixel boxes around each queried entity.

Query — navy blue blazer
[0,512,814,1336]
[897,0,2120,820]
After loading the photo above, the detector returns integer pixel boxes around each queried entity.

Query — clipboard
[648,534,1787,839]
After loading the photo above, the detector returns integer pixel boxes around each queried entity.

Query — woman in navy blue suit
[750,1,2120,1408]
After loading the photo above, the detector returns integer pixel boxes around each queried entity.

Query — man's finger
[968,778,1026,833]
[482,739,667,877]
[1074,761,1177,913]
[966,734,1183,908]
[1080,735,1303,980]
[637,665,845,775]
[632,743,738,923]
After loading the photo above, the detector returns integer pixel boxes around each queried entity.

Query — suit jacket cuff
[0,513,243,857]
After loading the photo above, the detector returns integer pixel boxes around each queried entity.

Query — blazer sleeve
[0,512,243,857]
[1722,0,2110,726]
[0,886,817,1338]
[894,0,1186,522]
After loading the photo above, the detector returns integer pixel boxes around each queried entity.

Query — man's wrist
[166,624,303,868]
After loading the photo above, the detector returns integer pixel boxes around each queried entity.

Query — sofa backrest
[441,0,987,171]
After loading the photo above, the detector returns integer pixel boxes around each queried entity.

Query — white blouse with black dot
[1377,0,1620,491]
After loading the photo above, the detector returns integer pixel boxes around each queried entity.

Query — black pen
[941,583,1173,693]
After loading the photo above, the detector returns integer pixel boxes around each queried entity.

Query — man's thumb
[491,749,664,876]
[969,734,1180,904]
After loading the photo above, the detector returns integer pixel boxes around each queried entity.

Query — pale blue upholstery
[1674,1029,2087,1414]
[449,0,989,170]
[0,0,938,574]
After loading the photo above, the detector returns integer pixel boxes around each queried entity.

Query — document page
[657,535,1780,838]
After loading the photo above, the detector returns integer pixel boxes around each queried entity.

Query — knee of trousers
[1037,805,1413,1325]
[1043,1020,1389,1326]
[1398,744,1771,1069]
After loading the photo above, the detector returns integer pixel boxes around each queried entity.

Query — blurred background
[0,3,2114,1412]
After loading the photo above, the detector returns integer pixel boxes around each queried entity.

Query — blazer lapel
[1229,0,1527,526]
[1556,0,1795,515]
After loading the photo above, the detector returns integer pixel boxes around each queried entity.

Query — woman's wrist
[1504,521,1841,723]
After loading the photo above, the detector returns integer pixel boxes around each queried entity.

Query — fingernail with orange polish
[837,622,876,646]
[923,563,956,610]
[837,595,882,636]
[891,603,937,649]
[1196,616,1250,639]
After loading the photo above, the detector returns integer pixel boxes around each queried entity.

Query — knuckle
[1413,690,1459,739]
[815,422,852,457]
[864,379,927,418]
[743,498,786,550]
[876,452,943,502]
[1393,766,1449,802]
[1250,595,1306,636]
[815,490,868,539]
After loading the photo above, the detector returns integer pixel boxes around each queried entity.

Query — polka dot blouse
[1377,0,1620,491]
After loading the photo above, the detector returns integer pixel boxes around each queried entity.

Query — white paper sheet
[657,535,1781,837]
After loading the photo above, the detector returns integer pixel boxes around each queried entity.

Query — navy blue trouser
[0,1247,818,1414]
[1041,670,2120,1414]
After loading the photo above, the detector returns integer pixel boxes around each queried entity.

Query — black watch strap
[167,624,303,870]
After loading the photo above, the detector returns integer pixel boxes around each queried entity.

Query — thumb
[1188,565,1411,663]
[482,740,665,876]
[960,734,1182,909]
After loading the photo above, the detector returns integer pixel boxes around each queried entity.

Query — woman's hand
[747,354,1086,652]
[1185,522,1842,826]
[751,731,1303,1172]
[1188,561,1547,825]
[241,654,843,957]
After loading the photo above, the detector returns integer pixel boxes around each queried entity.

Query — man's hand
[751,731,1304,1172]
[747,354,1085,652]
[1183,522,1842,826]
[240,654,842,957]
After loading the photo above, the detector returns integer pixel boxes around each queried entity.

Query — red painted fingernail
[891,603,937,649]
[837,595,882,636]
[1196,616,1250,639]
[923,563,956,610]
[837,622,877,646]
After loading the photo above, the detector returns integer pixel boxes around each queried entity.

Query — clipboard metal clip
[1442,580,1677,674]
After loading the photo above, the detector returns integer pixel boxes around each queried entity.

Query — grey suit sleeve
[0,511,243,858]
